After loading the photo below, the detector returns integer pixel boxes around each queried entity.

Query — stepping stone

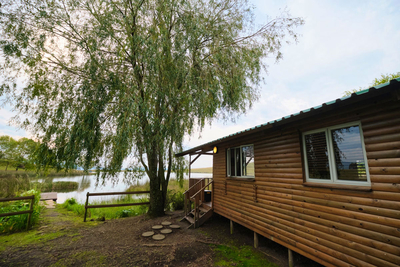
[152,225,163,230]
[161,221,172,226]
[142,231,155,237]
[152,234,165,240]
[169,224,181,229]
[160,229,172,234]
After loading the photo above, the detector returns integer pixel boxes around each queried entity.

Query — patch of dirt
[200,214,322,267]
[0,208,322,267]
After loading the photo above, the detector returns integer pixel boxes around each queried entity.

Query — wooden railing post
[184,192,187,215]
[211,181,214,209]
[84,192,89,222]
[195,194,199,228]
[26,196,34,230]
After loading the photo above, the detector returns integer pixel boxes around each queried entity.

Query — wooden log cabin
[176,78,400,267]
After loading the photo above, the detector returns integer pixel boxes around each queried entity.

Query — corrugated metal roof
[176,77,400,156]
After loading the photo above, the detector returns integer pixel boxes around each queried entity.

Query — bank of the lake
[1,172,212,203]
[0,166,90,179]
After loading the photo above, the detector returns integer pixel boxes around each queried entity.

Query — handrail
[0,196,35,202]
[184,178,205,195]
[190,180,213,200]
[192,180,213,228]
[84,190,150,222]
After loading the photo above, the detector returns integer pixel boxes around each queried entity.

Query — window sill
[303,182,372,192]
[226,177,255,182]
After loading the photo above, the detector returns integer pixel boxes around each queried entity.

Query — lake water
[40,172,212,204]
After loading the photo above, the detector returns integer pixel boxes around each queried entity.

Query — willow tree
[0,0,303,216]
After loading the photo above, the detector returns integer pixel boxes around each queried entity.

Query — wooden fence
[0,195,35,230]
[84,191,150,222]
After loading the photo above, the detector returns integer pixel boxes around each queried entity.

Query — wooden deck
[203,201,212,209]
[40,192,57,201]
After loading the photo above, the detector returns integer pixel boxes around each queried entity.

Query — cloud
[1,0,399,168]
[182,0,400,167]
[0,107,28,139]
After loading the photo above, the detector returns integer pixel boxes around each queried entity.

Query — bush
[0,189,42,233]
[61,198,85,215]
[166,190,185,211]
[116,209,136,218]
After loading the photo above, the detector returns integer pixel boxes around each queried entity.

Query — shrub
[116,209,136,218]
[166,190,184,211]
[61,198,85,215]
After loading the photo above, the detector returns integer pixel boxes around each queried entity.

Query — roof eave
[176,78,400,157]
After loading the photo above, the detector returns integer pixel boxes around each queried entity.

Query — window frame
[226,144,255,178]
[302,121,371,186]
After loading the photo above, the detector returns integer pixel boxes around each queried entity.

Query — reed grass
[0,166,91,179]
[126,178,189,193]
[31,181,79,192]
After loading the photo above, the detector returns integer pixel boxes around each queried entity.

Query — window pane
[235,147,241,176]
[229,149,235,176]
[331,126,367,181]
[242,146,254,176]
[305,132,330,179]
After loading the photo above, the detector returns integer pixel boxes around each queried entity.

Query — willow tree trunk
[146,144,166,217]
[148,175,165,217]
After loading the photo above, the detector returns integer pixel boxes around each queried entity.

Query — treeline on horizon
[0,135,81,174]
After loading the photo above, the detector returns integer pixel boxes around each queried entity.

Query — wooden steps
[182,202,213,228]
[182,178,214,228]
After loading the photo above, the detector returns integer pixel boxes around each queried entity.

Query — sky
[1,0,399,168]
[185,0,400,168]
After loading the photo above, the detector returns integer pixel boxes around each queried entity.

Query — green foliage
[371,72,400,86]
[0,0,303,217]
[343,72,400,96]
[0,135,39,171]
[165,190,185,211]
[61,198,86,216]
[213,244,278,267]
[0,189,42,233]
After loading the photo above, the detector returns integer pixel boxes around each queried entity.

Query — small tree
[0,135,39,170]
[343,72,400,96]
[0,135,18,170]
[0,0,304,217]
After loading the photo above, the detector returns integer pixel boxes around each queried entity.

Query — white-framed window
[302,121,370,186]
[227,145,255,178]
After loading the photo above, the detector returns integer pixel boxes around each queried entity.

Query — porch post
[288,248,293,267]
[189,154,191,180]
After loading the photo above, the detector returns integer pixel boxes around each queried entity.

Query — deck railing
[184,178,213,219]
[190,180,213,228]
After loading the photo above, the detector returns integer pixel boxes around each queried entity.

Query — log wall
[212,93,400,267]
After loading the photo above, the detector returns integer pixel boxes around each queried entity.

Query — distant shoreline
[190,167,212,173]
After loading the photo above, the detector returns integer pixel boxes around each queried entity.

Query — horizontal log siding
[212,96,400,267]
